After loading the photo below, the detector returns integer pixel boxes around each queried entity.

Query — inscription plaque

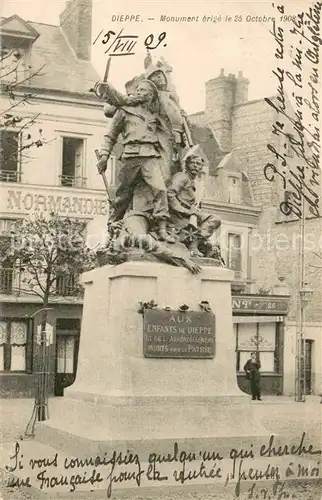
[143,310,215,359]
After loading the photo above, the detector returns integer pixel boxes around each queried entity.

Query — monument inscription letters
[143,310,215,358]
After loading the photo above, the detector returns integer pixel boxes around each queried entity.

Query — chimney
[235,70,249,105]
[205,69,236,152]
[59,0,92,60]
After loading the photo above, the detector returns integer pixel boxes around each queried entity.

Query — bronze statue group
[94,54,222,273]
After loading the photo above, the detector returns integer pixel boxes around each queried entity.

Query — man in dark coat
[244,352,262,401]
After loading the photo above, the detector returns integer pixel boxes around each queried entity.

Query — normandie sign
[4,188,108,217]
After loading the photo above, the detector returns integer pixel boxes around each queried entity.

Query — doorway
[54,318,80,396]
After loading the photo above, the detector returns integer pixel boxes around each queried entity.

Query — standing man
[96,79,174,243]
[244,353,262,401]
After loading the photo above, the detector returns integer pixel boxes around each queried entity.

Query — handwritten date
[93,29,167,56]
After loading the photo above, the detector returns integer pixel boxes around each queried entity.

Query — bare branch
[0,95,33,116]
[14,286,44,300]
[25,261,46,294]
[16,113,41,135]
[0,63,20,80]
[1,138,44,163]
[0,49,16,62]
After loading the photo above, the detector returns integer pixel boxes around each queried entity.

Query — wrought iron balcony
[59,175,87,188]
[55,274,82,297]
[0,170,21,182]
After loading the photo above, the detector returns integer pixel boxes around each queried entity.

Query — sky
[1,0,311,114]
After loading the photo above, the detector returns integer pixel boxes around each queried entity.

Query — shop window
[227,233,242,278]
[0,319,28,371]
[56,336,76,374]
[236,322,278,373]
[56,318,80,376]
[0,131,21,182]
[60,137,86,188]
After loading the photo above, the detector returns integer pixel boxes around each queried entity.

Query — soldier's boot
[158,219,175,244]
[187,241,203,257]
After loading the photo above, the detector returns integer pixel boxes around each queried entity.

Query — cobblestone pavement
[1,397,321,499]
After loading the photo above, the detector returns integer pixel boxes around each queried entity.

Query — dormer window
[0,15,39,84]
[228,174,242,203]
[0,47,28,85]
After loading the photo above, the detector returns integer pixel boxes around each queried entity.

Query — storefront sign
[4,189,108,217]
[232,295,289,314]
[143,310,215,359]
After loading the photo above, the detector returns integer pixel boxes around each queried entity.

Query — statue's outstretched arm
[97,81,146,106]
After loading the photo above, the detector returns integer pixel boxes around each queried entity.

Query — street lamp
[24,307,53,438]
[295,281,314,402]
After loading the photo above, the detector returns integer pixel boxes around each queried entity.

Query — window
[228,175,241,203]
[0,131,21,182]
[56,336,76,374]
[0,222,18,294]
[0,219,17,234]
[227,233,242,278]
[55,274,81,297]
[56,319,80,375]
[60,137,86,188]
[0,319,28,371]
[0,268,14,294]
[235,322,278,373]
[284,190,292,204]
[0,48,26,85]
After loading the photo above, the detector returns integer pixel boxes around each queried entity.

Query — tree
[0,46,48,175]
[2,213,96,431]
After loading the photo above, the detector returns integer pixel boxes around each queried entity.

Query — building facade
[189,70,321,397]
[0,0,114,397]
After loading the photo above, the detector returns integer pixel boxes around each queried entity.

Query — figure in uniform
[96,79,175,243]
[95,58,189,184]
[167,152,221,256]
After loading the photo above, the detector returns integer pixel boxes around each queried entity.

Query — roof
[189,122,225,175]
[1,16,100,97]
[0,14,39,41]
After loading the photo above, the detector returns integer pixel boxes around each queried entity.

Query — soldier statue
[94,55,223,272]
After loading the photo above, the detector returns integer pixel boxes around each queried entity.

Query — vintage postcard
[0,0,321,499]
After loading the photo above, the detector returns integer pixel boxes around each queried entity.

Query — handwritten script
[1,432,321,498]
[93,29,167,56]
[265,2,321,219]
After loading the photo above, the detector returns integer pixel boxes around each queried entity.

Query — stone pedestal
[71,261,243,400]
[35,262,270,497]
